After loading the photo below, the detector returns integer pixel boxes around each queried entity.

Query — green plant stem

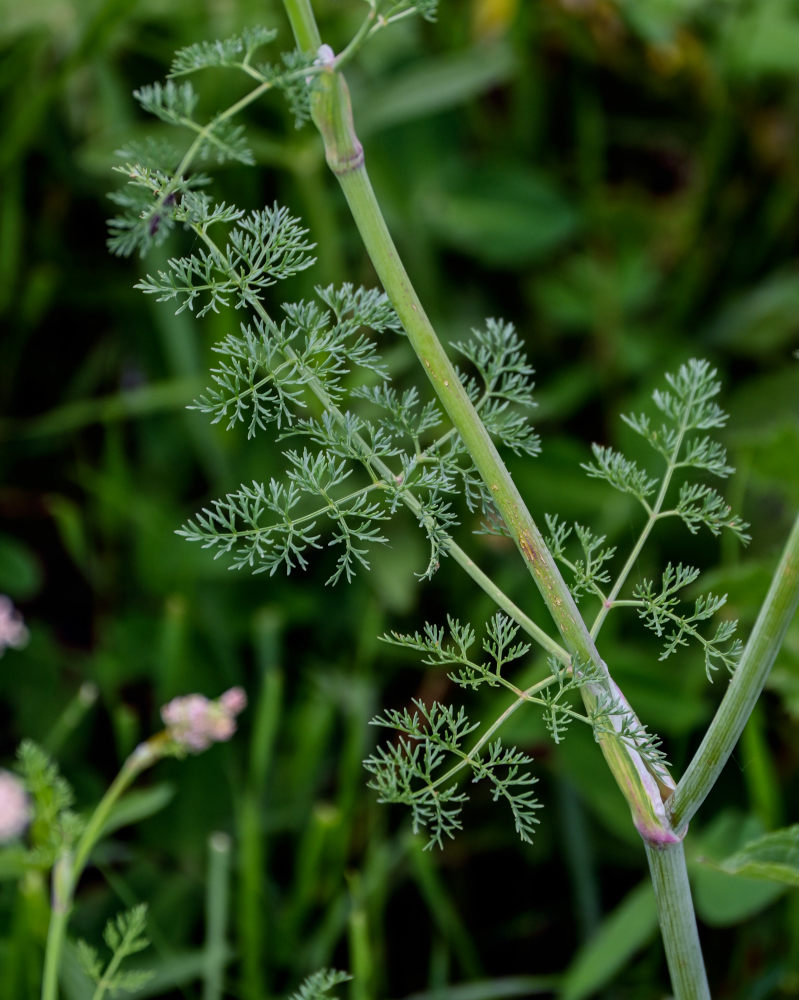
[645,842,710,1000]
[204,833,232,1000]
[282,0,679,844]
[669,511,799,834]
[40,742,161,1000]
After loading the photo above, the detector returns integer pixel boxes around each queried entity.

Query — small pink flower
[0,770,31,842]
[161,687,247,753]
[0,596,28,658]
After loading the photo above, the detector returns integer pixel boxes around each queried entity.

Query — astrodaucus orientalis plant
[104,1,799,996]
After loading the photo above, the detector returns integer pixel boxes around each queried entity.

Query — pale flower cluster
[161,687,247,753]
[0,770,31,842]
[0,596,28,657]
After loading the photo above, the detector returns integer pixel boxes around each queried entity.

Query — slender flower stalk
[41,747,154,1000]
[41,689,246,1000]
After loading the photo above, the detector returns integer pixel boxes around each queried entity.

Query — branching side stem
[283,0,679,847]
[669,511,799,834]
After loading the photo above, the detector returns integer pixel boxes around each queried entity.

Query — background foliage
[1,0,798,997]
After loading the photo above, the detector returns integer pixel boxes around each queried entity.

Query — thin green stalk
[239,610,284,1000]
[347,874,372,1000]
[40,857,72,1000]
[644,843,710,1000]
[669,511,799,834]
[44,683,99,756]
[203,832,232,1000]
[281,0,679,845]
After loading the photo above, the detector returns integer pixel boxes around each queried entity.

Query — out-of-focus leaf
[0,847,30,881]
[726,368,799,443]
[706,270,799,355]
[533,251,660,334]
[99,783,176,838]
[355,43,516,135]
[691,811,786,925]
[616,0,705,42]
[422,162,579,267]
[721,2,799,77]
[715,825,799,887]
[0,534,41,599]
[561,880,657,1000]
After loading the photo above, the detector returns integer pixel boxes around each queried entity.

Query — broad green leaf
[0,534,41,599]
[716,825,799,888]
[355,44,516,135]
[561,880,657,1000]
[706,269,799,356]
[423,163,579,267]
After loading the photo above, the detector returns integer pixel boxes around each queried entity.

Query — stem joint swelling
[311,69,364,177]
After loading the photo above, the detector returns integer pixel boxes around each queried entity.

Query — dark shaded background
[1,0,798,997]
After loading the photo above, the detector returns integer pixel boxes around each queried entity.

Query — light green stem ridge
[282,0,678,842]
[645,842,710,1000]
[669,511,799,834]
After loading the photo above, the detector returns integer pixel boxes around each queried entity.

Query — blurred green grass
[1,0,798,997]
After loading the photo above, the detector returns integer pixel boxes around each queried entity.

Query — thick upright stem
[669,512,799,834]
[645,843,710,1000]
[281,0,679,844]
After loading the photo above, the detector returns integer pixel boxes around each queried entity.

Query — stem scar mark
[519,532,537,563]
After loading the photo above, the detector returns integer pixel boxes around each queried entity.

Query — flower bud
[0,596,28,658]
[161,687,247,753]
[0,770,31,842]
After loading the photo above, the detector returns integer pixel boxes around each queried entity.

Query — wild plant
[106,1,799,996]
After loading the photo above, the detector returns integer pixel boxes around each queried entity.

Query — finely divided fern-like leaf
[178,450,391,584]
[169,26,278,76]
[544,514,616,602]
[364,698,539,848]
[192,284,400,436]
[674,481,750,542]
[289,970,352,1000]
[581,445,657,503]
[379,0,440,22]
[77,905,153,1000]
[17,741,82,863]
[267,49,317,129]
[134,80,199,124]
[453,318,540,459]
[583,360,748,540]
[633,562,742,679]
[136,204,316,315]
